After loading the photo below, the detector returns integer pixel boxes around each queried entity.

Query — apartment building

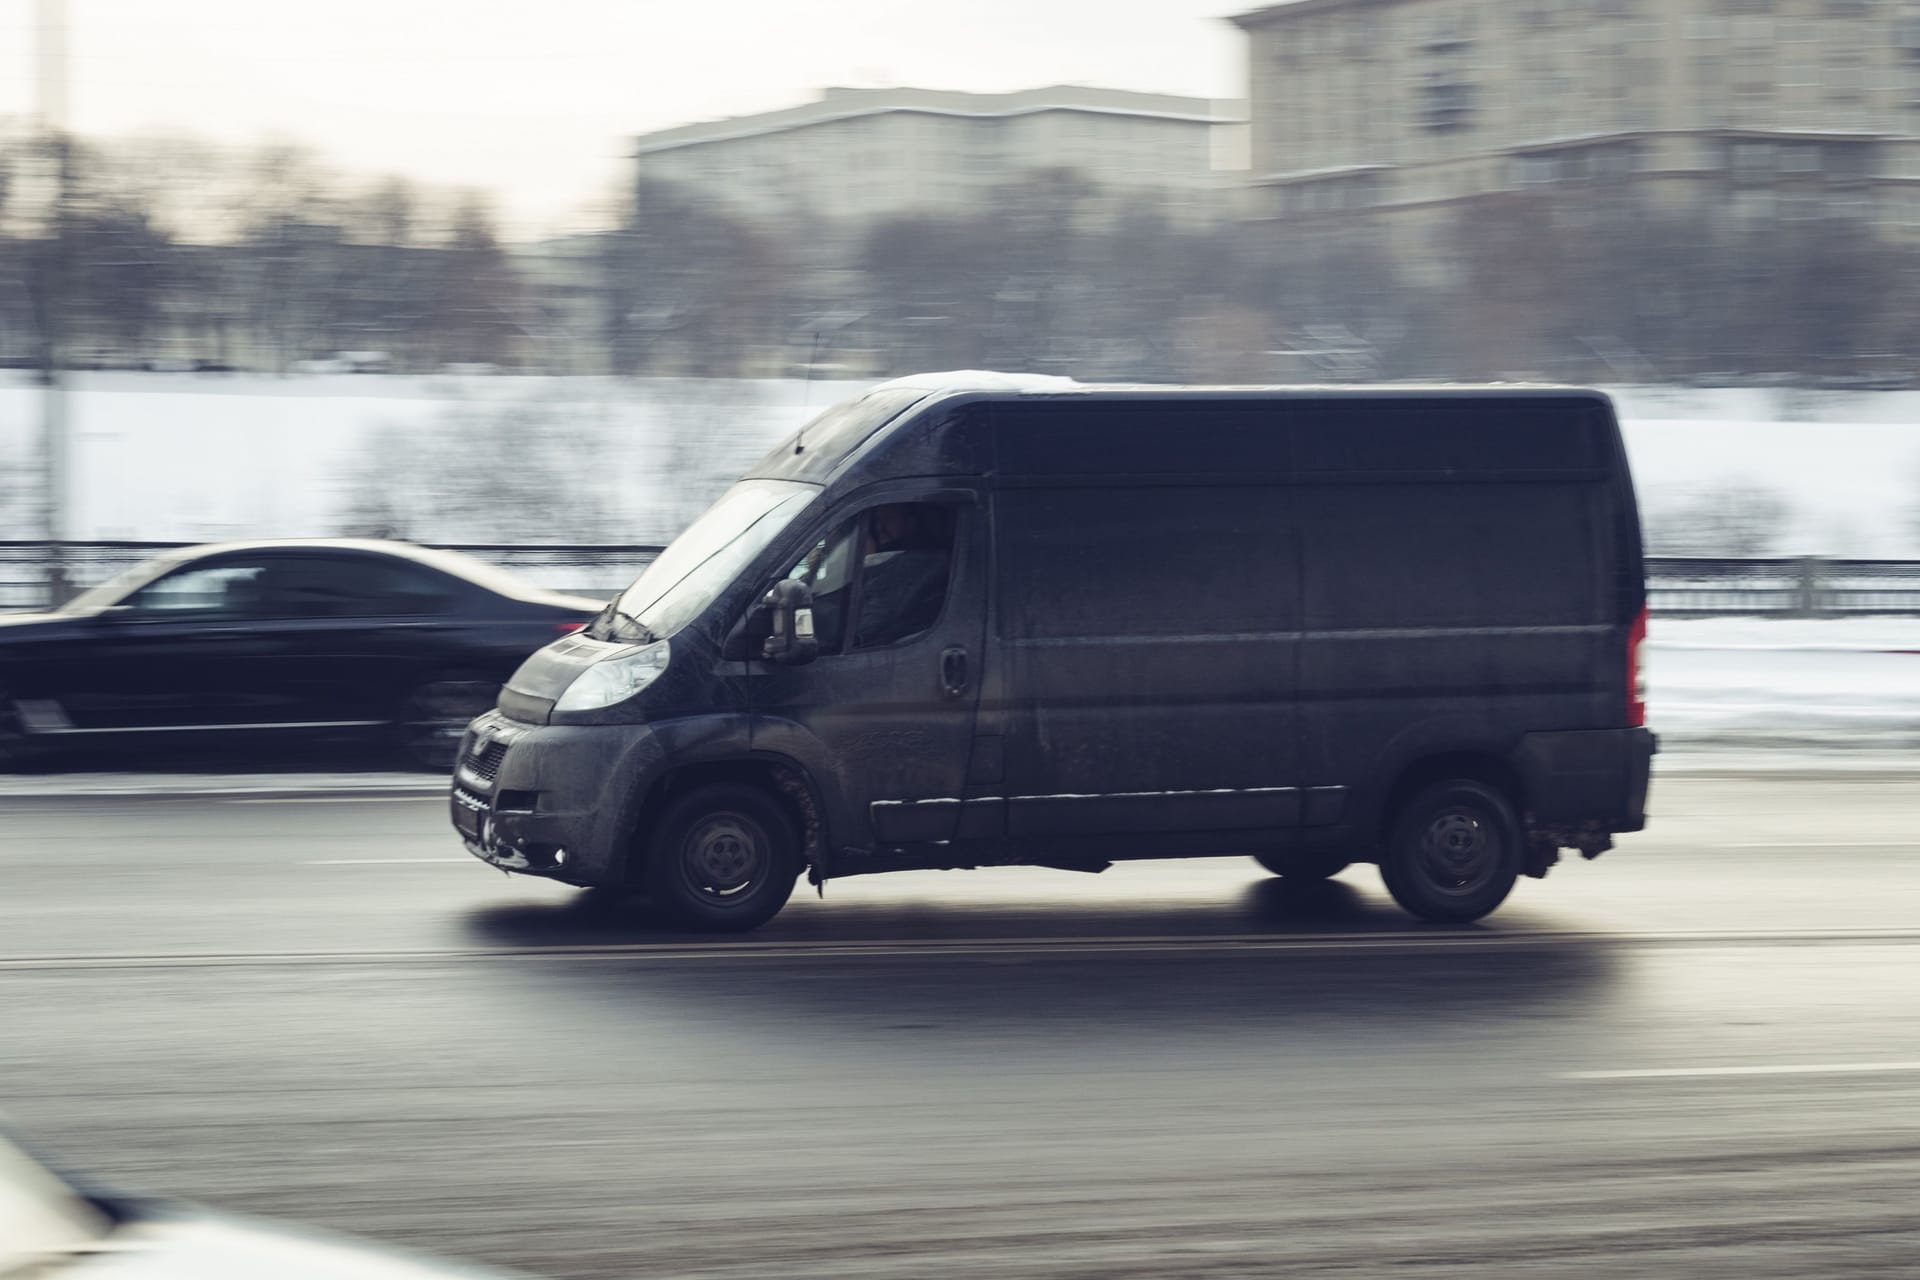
[632,85,1246,226]
[1233,0,1920,245]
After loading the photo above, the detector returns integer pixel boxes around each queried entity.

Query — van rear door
[1291,395,1627,827]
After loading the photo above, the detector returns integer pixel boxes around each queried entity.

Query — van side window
[853,504,954,649]
[784,503,956,654]
[786,519,862,653]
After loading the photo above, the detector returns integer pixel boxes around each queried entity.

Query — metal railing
[1647,557,1920,617]
[5,543,1920,617]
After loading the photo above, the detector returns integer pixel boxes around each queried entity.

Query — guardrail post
[1795,556,1823,619]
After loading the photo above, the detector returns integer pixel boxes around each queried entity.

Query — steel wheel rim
[680,812,770,906]
[1416,806,1500,898]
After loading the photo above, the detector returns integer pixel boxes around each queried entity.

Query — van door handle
[939,646,969,698]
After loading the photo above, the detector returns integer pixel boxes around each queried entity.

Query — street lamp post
[36,0,71,608]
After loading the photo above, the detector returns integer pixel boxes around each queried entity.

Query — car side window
[126,563,271,616]
[269,557,455,618]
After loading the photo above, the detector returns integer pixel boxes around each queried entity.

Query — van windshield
[598,480,816,642]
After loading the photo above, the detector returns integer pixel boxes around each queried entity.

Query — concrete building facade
[632,85,1247,226]
[1233,0,1920,247]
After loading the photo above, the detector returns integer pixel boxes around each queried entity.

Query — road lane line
[1566,1062,1920,1081]
[230,796,437,805]
[303,858,471,865]
[1717,840,1914,849]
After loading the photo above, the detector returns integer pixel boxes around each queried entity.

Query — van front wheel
[644,784,801,932]
[1380,780,1521,924]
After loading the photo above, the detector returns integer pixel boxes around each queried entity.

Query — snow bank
[3,374,1920,554]
[1650,619,1920,752]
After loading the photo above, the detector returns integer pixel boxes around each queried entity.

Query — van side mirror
[759,580,818,666]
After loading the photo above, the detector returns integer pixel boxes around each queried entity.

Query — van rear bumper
[1512,727,1656,835]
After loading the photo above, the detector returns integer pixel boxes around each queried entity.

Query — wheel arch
[623,753,831,885]
[1377,751,1527,843]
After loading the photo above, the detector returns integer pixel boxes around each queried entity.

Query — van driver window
[853,504,954,649]
[785,503,955,654]
[786,518,861,653]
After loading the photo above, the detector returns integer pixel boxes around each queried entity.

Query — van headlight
[553,640,671,712]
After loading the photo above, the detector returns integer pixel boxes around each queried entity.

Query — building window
[1780,192,1821,221]
[1781,145,1821,172]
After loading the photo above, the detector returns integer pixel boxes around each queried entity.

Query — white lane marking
[1566,1062,1920,1081]
[230,796,437,806]
[303,858,470,865]
[1718,840,1913,849]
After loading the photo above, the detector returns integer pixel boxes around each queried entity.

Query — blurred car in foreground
[2,1130,520,1278]
[0,540,602,770]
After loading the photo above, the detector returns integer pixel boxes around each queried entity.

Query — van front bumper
[449,710,665,886]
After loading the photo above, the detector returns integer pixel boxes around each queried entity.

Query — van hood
[498,631,640,724]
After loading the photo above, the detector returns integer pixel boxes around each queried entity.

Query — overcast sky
[0,0,1251,237]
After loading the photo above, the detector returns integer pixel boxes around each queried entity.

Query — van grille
[465,740,507,784]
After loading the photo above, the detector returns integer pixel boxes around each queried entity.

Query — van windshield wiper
[599,606,657,644]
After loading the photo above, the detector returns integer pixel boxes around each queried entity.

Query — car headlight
[553,640,671,712]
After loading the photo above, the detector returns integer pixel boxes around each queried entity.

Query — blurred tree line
[0,133,526,373]
[1,123,1913,385]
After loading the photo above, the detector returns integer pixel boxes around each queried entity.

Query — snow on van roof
[872,371,1085,395]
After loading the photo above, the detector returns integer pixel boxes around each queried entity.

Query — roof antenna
[795,325,825,455]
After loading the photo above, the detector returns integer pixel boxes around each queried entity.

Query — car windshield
[599,479,816,642]
[59,552,194,614]
[0,1137,112,1273]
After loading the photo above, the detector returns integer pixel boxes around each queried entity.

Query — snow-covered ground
[0,373,876,544]
[1651,618,1920,752]
[3,373,1920,553]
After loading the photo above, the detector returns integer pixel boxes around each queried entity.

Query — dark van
[452,375,1654,930]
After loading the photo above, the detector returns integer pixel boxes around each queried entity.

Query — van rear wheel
[1252,851,1350,880]
[644,784,801,932]
[1380,779,1522,924]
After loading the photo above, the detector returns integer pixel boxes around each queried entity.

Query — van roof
[872,371,1609,403]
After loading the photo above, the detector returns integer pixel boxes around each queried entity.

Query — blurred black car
[0,540,602,770]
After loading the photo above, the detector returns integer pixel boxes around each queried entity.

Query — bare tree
[1647,483,1792,558]
[640,379,776,538]
[334,389,623,543]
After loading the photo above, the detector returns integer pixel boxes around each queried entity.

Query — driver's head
[868,504,916,553]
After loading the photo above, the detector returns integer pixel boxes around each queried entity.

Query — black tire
[643,784,802,932]
[1252,851,1351,880]
[0,683,25,769]
[396,677,499,771]
[1379,779,1522,924]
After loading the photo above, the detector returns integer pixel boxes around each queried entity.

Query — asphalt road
[5,767,1920,1277]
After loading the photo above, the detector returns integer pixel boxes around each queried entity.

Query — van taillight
[555,622,586,634]
[1627,605,1648,727]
